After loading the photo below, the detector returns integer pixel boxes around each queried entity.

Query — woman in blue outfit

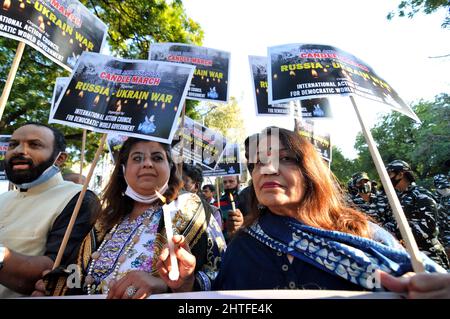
[158,127,447,297]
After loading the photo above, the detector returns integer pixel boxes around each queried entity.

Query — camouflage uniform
[386,160,449,269]
[351,192,389,226]
[433,174,450,249]
[349,172,390,227]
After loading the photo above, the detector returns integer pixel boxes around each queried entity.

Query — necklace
[85,208,156,295]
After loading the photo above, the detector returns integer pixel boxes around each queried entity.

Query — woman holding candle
[158,127,448,297]
[33,137,225,298]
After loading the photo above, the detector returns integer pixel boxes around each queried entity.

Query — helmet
[386,160,411,173]
[352,172,370,185]
[434,174,450,189]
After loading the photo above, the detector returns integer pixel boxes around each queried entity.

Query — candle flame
[229,193,234,201]
[155,190,166,204]
[2,0,10,10]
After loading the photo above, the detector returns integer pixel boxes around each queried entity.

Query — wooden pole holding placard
[79,129,87,184]
[0,42,25,120]
[177,102,186,179]
[53,133,107,269]
[350,96,425,273]
[216,177,221,208]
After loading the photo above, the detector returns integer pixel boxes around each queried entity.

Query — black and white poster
[296,119,332,162]
[248,55,290,116]
[0,0,107,71]
[50,77,69,117]
[268,43,419,122]
[171,116,227,170]
[203,143,241,177]
[49,52,195,144]
[150,43,230,103]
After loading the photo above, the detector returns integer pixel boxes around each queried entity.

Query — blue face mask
[13,152,62,190]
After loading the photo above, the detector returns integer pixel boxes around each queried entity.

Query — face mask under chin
[6,152,61,187]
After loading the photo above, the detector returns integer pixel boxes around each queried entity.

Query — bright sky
[183,0,449,159]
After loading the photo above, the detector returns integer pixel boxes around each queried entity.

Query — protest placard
[248,55,290,116]
[171,116,227,170]
[203,143,241,177]
[150,43,230,103]
[296,119,332,162]
[267,43,419,122]
[49,52,195,144]
[0,0,107,71]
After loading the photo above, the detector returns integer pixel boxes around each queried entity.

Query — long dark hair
[245,127,370,238]
[98,137,183,230]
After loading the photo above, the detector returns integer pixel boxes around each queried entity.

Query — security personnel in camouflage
[433,174,450,256]
[386,160,449,269]
[349,172,390,226]
[345,178,357,206]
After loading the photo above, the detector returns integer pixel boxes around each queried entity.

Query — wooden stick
[350,96,425,273]
[79,129,87,184]
[216,177,221,208]
[53,133,107,269]
[177,102,186,179]
[0,42,25,121]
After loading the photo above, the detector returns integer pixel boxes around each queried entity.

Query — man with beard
[0,123,100,298]
[215,175,246,242]
[386,160,449,269]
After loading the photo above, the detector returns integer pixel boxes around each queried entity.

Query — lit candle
[155,190,179,281]
[229,193,236,212]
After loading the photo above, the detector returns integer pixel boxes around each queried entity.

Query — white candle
[229,193,236,212]
[155,191,179,281]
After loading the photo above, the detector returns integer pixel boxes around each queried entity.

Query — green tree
[203,97,246,144]
[387,0,450,28]
[354,94,450,189]
[330,146,359,186]
[82,0,203,59]
[0,0,203,166]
